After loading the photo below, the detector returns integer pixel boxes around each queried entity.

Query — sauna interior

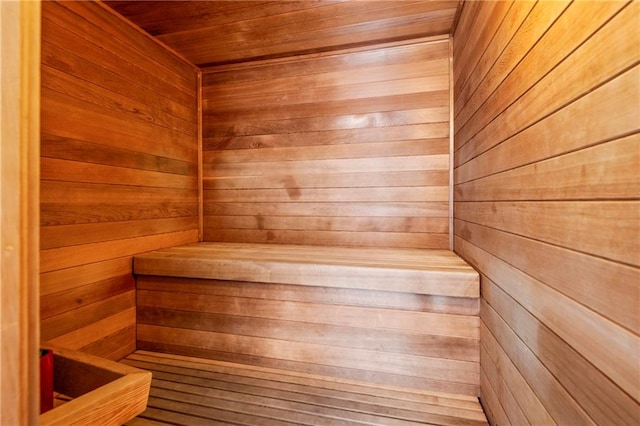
[1,0,639,425]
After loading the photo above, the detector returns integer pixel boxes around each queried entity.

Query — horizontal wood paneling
[453,1,640,424]
[106,1,458,67]
[135,274,479,396]
[40,1,198,359]
[202,40,451,248]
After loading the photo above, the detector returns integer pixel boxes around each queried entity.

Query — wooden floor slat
[123,351,488,426]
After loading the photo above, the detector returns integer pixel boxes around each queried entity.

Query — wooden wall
[453,1,639,424]
[40,1,199,360]
[202,38,451,249]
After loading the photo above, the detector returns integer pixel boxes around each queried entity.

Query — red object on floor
[40,349,54,414]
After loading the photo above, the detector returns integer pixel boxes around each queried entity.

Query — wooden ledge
[133,243,479,298]
[40,346,151,426]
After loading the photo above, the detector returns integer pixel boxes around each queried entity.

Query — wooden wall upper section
[453,1,639,424]
[105,1,459,67]
[40,1,199,360]
[201,39,451,248]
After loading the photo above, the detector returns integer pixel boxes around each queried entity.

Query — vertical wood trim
[0,0,41,423]
[197,70,204,241]
[450,1,465,37]
[20,2,41,422]
[448,37,455,250]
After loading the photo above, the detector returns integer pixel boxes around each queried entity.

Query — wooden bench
[133,243,481,396]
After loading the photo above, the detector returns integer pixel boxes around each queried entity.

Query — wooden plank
[157,2,456,65]
[133,243,479,297]
[41,230,199,273]
[207,58,449,100]
[148,377,481,426]
[205,186,449,203]
[80,325,136,361]
[480,321,554,425]
[40,346,151,426]
[455,200,640,266]
[47,306,136,360]
[60,1,196,85]
[40,0,199,374]
[204,123,450,150]
[478,369,504,426]
[131,405,234,426]
[206,138,449,163]
[203,38,450,83]
[454,0,570,133]
[455,234,640,402]
[122,350,487,425]
[41,202,198,227]
[129,351,482,407]
[197,70,204,241]
[43,1,194,95]
[205,107,449,138]
[204,154,449,177]
[41,181,197,205]
[40,257,131,296]
[479,346,528,425]
[480,335,550,426]
[138,324,479,384]
[123,357,483,418]
[453,1,639,423]
[452,1,515,97]
[203,229,449,249]
[42,89,196,161]
[41,216,199,249]
[454,219,639,334]
[107,1,336,36]
[0,1,40,424]
[137,341,479,396]
[41,291,135,342]
[481,300,593,424]
[41,23,192,117]
[137,289,479,339]
[204,201,449,218]
[42,65,195,136]
[480,323,555,425]
[205,91,449,124]
[206,75,448,109]
[42,40,194,123]
[456,9,639,167]
[455,71,639,184]
[483,276,640,425]
[454,0,534,118]
[41,134,196,176]
[41,158,197,189]
[136,276,480,316]
[205,216,449,234]
[137,307,479,362]
[204,170,449,190]
[455,134,640,201]
[142,242,476,268]
[41,274,134,319]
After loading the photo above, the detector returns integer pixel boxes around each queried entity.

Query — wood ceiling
[104,1,461,68]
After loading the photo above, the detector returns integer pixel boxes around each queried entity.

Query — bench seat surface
[134,243,479,298]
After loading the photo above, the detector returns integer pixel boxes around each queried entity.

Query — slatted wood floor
[122,351,488,426]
